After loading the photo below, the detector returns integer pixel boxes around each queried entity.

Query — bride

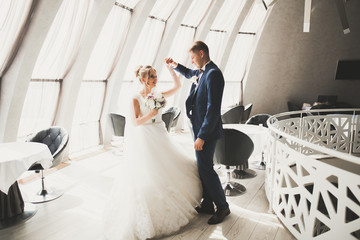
[103,62,202,240]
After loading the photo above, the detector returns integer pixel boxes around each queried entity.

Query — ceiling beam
[334,0,350,34]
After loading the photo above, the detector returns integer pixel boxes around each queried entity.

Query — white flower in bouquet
[144,91,166,122]
[145,92,166,110]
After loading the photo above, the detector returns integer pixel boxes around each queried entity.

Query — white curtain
[83,6,131,80]
[71,81,106,153]
[17,81,61,140]
[72,3,133,153]
[118,0,181,115]
[117,0,141,9]
[224,34,255,85]
[18,0,91,140]
[210,0,246,32]
[31,0,92,79]
[123,18,166,80]
[222,1,268,107]
[205,30,228,65]
[158,26,195,108]
[159,26,195,83]
[240,1,267,33]
[0,0,33,76]
[181,0,212,27]
[222,34,254,108]
[204,0,247,65]
[150,0,179,21]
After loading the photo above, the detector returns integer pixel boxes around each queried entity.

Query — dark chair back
[27,126,69,168]
[241,103,253,123]
[165,107,181,128]
[245,114,271,128]
[287,101,301,112]
[221,105,244,124]
[162,111,175,132]
[214,128,254,166]
[110,113,126,137]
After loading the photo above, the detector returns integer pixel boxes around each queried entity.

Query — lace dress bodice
[136,93,163,124]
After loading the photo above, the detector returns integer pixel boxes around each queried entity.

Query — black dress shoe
[208,207,230,225]
[195,205,215,214]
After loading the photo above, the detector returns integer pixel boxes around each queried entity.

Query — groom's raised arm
[174,63,197,79]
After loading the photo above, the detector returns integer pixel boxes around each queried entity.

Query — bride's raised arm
[161,59,181,98]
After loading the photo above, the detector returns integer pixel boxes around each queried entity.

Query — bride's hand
[149,109,158,117]
[164,57,177,68]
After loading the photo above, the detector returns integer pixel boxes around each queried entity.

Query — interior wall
[244,0,360,115]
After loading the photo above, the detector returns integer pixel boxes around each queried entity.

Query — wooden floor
[0,132,295,240]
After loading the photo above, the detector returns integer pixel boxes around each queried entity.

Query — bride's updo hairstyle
[135,65,155,83]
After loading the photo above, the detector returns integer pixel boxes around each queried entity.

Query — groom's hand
[194,138,205,151]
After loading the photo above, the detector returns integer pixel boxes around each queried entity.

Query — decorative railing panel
[266,109,360,240]
[354,115,360,153]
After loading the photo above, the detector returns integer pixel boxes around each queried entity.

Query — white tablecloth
[0,142,53,194]
[223,124,268,156]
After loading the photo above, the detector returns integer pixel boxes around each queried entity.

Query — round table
[0,142,53,229]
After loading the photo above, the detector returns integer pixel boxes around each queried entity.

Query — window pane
[205,30,228,65]
[70,120,102,153]
[211,0,246,32]
[159,26,195,82]
[123,17,165,80]
[31,0,90,79]
[17,81,60,140]
[150,0,180,21]
[222,82,241,108]
[83,7,131,80]
[0,0,33,75]
[71,81,106,153]
[224,34,254,82]
[240,1,267,33]
[182,0,212,27]
[116,0,141,9]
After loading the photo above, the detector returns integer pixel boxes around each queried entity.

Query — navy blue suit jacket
[175,61,224,141]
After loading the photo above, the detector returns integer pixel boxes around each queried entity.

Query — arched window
[17,0,91,140]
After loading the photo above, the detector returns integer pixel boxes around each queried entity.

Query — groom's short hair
[189,41,209,57]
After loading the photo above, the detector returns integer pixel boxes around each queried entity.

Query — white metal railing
[265,109,360,240]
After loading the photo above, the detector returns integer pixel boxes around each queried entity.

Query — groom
[166,41,230,225]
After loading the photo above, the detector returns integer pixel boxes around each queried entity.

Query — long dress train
[103,93,202,240]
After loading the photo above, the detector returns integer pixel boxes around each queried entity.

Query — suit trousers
[195,138,228,210]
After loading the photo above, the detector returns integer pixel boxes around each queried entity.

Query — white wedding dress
[103,93,202,240]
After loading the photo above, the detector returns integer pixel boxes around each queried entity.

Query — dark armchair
[110,113,126,137]
[110,113,126,153]
[245,113,271,128]
[214,128,254,196]
[221,105,244,124]
[27,126,69,203]
[241,103,253,124]
[245,114,271,170]
[162,110,175,132]
[165,107,181,130]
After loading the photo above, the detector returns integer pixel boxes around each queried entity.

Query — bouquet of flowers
[145,92,166,122]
